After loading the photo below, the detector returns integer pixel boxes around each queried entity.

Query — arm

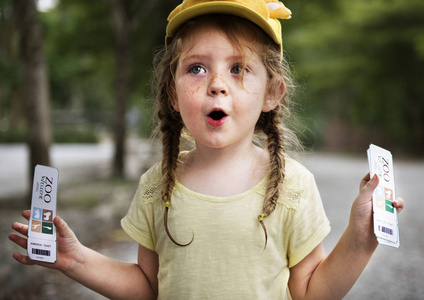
[9,211,158,300]
[288,173,404,300]
[65,243,158,299]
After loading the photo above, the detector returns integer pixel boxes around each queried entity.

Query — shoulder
[136,162,163,204]
[283,156,316,190]
[278,157,318,209]
[285,156,314,180]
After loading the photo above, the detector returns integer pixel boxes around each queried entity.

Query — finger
[12,221,29,237]
[12,253,36,266]
[355,174,379,207]
[54,216,74,239]
[360,173,379,194]
[360,173,371,190]
[393,197,404,213]
[9,233,28,249]
[22,210,31,221]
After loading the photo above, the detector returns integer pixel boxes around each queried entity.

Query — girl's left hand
[349,173,404,250]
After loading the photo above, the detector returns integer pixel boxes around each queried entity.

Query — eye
[189,65,206,75]
[231,64,247,75]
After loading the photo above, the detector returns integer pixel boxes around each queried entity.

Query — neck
[199,143,251,164]
[177,141,270,197]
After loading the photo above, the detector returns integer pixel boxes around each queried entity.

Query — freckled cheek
[177,78,205,97]
[175,87,204,122]
[187,79,205,96]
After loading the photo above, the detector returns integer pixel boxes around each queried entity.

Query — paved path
[0,143,114,198]
[0,140,153,199]
[1,146,423,299]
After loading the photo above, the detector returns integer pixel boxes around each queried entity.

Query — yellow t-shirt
[121,157,331,300]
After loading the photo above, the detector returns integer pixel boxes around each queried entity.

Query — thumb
[53,216,75,239]
[359,173,379,203]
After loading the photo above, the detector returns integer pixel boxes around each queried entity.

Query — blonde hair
[151,15,299,247]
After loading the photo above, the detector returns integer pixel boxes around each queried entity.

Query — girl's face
[172,23,278,151]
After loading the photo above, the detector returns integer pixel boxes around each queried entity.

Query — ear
[167,86,180,112]
[262,80,286,112]
[171,98,180,112]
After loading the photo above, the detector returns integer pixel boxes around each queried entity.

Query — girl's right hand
[9,210,82,274]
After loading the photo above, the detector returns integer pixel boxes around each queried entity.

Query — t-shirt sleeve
[287,171,331,268]
[121,164,161,251]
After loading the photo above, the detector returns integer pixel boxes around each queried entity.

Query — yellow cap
[166,0,291,48]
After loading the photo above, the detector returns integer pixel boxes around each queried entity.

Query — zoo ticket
[27,165,59,263]
[367,144,400,248]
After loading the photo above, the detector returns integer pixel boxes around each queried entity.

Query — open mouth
[206,109,228,127]
[208,110,227,121]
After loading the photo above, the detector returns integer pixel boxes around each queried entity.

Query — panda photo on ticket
[27,165,59,263]
[367,144,400,248]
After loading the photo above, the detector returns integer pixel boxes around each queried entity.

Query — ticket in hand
[367,144,400,248]
[27,165,59,263]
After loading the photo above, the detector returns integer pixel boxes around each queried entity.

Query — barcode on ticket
[32,248,51,257]
[379,226,394,236]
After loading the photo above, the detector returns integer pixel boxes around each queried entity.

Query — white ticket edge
[27,165,59,263]
[367,144,400,248]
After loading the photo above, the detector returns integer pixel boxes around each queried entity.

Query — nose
[208,74,228,96]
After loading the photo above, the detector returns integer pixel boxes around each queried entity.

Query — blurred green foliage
[284,0,424,154]
[0,126,26,143]
[0,0,423,154]
[0,126,98,144]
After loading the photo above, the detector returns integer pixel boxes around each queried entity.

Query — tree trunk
[13,0,52,203]
[109,0,131,177]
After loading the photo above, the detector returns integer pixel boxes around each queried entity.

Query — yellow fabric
[166,0,291,48]
[121,157,330,300]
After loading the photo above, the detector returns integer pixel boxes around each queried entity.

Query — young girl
[10,0,404,299]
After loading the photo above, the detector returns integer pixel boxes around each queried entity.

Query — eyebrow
[180,54,208,62]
